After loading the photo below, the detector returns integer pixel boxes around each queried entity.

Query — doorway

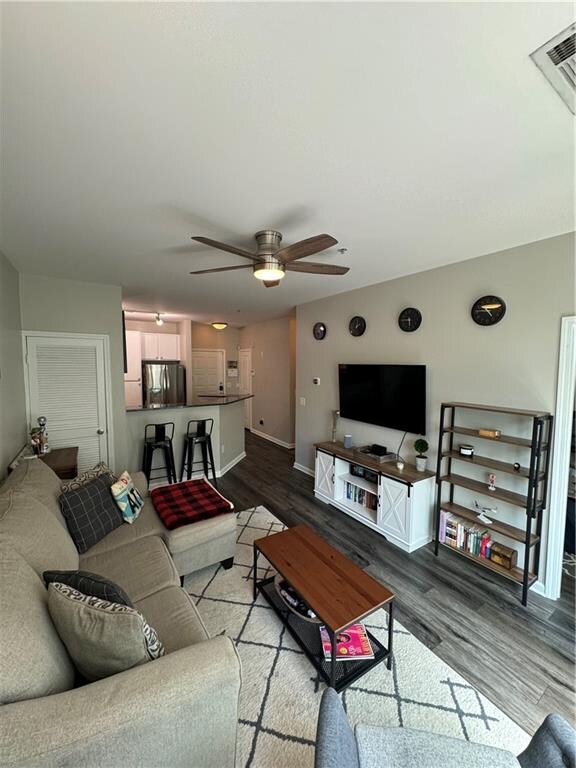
[238,348,253,430]
[24,332,114,471]
[191,349,226,396]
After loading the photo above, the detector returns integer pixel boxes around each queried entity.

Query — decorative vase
[415,456,428,472]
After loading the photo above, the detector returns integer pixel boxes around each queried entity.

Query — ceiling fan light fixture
[155,313,164,326]
[253,262,285,282]
[211,322,228,330]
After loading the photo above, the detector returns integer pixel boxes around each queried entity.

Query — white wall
[125,319,179,334]
[240,316,295,447]
[19,274,128,470]
[0,251,26,477]
[296,233,575,585]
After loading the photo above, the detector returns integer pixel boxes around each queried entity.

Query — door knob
[97,428,105,435]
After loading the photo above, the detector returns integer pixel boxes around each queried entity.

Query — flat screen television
[338,364,426,435]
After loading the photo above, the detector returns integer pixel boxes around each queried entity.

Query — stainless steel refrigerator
[142,362,186,408]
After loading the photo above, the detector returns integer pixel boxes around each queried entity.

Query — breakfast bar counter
[125,395,252,480]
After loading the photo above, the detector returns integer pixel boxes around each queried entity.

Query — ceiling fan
[189,229,349,287]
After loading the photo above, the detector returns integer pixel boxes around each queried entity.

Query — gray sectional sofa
[0,458,241,767]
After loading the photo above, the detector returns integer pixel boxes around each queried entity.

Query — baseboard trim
[218,451,247,477]
[250,429,295,450]
[294,462,315,477]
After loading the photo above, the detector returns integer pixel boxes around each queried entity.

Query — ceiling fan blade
[189,264,253,275]
[286,262,349,275]
[192,236,259,262]
[263,280,281,288]
[276,234,338,264]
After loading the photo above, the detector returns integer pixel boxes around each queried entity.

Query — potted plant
[414,438,429,472]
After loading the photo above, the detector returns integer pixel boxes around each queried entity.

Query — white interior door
[25,333,113,471]
[191,349,226,396]
[238,348,252,429]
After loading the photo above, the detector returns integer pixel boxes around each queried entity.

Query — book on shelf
[438,508,493,560]
[344,482,377,510]
[319,623,374,662]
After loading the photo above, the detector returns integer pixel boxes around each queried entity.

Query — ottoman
[150,479,237,576]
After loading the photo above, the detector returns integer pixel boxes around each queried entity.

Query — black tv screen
[338,364,426,435]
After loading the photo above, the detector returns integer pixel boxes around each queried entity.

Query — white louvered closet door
[25,335,110,471]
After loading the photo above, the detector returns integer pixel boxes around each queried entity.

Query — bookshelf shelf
[339,473,378,495]
[434,402,553,606]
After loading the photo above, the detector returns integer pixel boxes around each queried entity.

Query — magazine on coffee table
[319,623,374,661]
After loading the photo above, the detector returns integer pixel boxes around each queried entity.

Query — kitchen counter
[124,396,251,478]
[126,394,253,412]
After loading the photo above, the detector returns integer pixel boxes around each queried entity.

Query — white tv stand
[314,442,435,553]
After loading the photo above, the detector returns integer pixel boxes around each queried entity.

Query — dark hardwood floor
[219,432,575,734]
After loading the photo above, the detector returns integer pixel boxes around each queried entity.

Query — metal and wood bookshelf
[433,402,553,606]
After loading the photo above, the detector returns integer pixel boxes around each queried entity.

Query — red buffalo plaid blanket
[150,479,234,530]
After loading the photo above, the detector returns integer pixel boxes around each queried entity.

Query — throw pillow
[61,462,116,493]
[47,582,165,681]
[110,471,145,524]
[59,475,123,554]
[43,570,132,607]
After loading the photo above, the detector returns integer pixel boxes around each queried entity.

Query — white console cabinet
[313,442,435,553]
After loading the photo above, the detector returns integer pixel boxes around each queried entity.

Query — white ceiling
[1,2,574,325]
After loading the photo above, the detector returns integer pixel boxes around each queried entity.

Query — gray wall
[0,251,26,477]
[296,233,575,471]
[240,316,295,446]
[19,274,128,470]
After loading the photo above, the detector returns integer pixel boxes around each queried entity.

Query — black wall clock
[471,295,506,326]
[349,316,366,337]
[313,322,327,340]
[398,307,422,332]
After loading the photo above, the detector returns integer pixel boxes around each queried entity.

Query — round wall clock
[398,307,422,332]
[471,295,506,326]
[313,322,327,340]
[349,316,366,337]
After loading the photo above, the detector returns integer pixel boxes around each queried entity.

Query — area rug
[185,506,530,768]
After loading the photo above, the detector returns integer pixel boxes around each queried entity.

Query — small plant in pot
[414,439,429,472]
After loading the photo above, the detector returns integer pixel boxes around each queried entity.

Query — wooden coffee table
[253,524,394,692]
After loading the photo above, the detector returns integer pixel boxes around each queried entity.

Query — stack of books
[438,509,493,559]
[319,623,374,662]
[345,482,378,510]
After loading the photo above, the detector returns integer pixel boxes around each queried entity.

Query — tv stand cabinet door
[314,450,334,501]
[378,476,411,545]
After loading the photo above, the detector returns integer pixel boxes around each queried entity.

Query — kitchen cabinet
[142,333,180,361]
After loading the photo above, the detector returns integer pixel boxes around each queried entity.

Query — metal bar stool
[142,422,177,485]
[180,418,217,486]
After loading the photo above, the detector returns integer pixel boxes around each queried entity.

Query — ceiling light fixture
[211,322,228,330]
[155,313,164,326]
[253,262,286,282]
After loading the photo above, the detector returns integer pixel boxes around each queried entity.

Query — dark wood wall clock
[398,307,422,332]
[313,322,327,340]
[349,316,366,337]
[471,295,506,326]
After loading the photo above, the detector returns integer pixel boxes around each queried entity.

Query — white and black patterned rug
[185,507,529,768]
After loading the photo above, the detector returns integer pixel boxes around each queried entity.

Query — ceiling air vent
[530,23,575,114]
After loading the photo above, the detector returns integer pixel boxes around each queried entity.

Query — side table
[40,447,79,480]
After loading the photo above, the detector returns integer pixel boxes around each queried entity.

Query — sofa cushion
[48,583,165,681]
[60,475,124,554]
[355,725,520,768]
[0,547,75,704]
[1,458,68,528]
[79,497,164,556]
[135,586,210,653]
[43,569,133,606]
[80,535,179,602]
[0,489,79,575]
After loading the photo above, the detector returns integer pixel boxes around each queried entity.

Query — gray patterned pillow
[59,474,123,553]
[48,583,165,681]
[43,570,132,607]
[60,462,116,493]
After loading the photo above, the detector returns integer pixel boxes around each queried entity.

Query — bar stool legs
[180,419,217,486]
[142,422,177,485]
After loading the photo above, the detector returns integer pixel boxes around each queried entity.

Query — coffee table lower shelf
[256,575,392,693]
